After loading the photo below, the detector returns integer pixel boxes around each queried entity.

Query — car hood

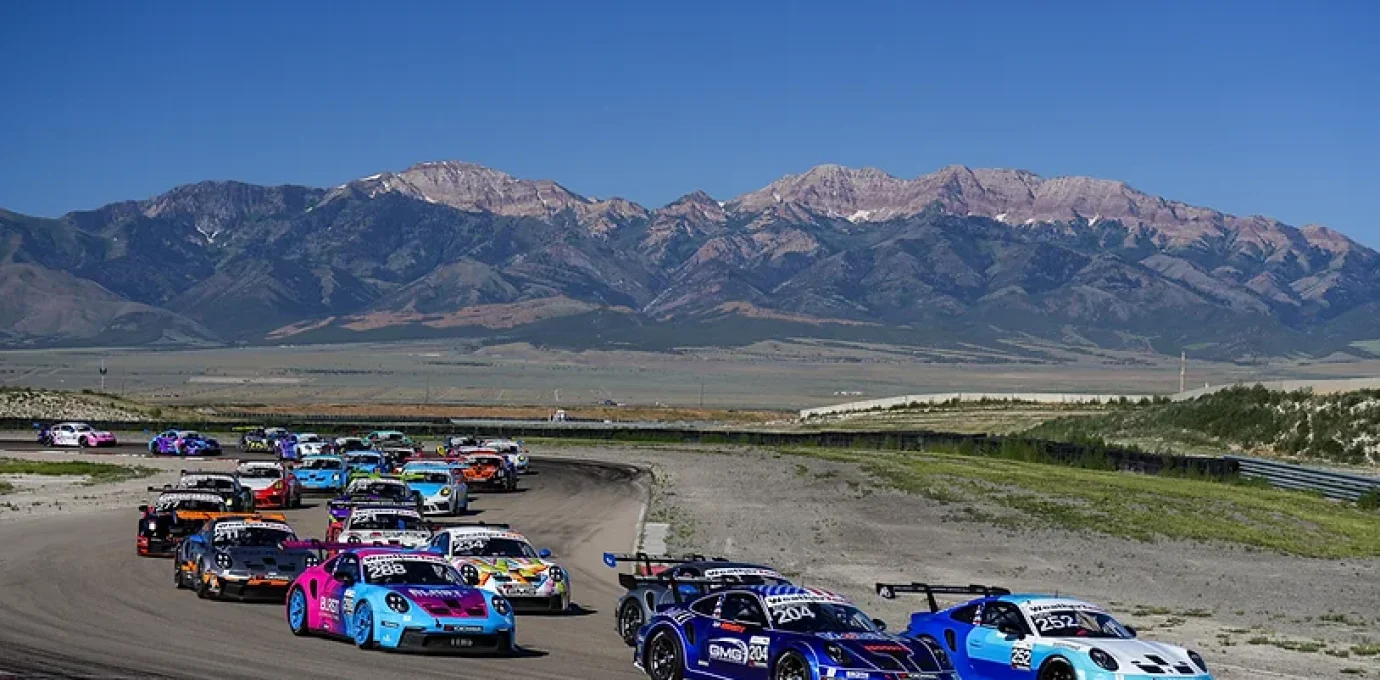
[389,585,488,616]
[240,478,281,491]
[407,482,449,496]
[455,556,554,578]
[812,632,949,673]
[1039,637,1200,672]
[296,467,343,477]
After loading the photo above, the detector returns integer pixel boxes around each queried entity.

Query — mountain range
[2,161,1377,359]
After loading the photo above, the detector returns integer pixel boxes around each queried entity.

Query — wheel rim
[353,603,372,645]
[1047,664,1075,680]
[620,604,643,642]
[777,655,808,680]
[289,589,306,630]
[649,633,677,679]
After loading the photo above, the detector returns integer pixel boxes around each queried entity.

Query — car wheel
[618,599,644,646]
[774,651,810,680]
[79,437,90,448]
[287,587,311,636]
[1039,658,1077,680]
[173,561,186,589]
[195,563,213,600]
[352,601,375,649]
[645,628,684,680]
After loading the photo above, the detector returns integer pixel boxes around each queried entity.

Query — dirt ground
[540,443,1380,680]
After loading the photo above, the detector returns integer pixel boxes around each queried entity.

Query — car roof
[441,525,526,539]
[731,584,851,602]
[996,594,1105,611]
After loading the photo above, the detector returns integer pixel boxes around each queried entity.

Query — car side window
[950,604,980,624]
[431,532,451,555]
[689,595,721,617]
[334,554,359,580]
[321,556,339,572]
[981,603,1028,633]
[720,594,768,626]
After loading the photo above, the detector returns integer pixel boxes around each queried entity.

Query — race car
[149,430,222,456]
[335,475,422,508]
[238,428,277,453]
[605,552,792,646]
[367,430,420,464]
[634,582,957,680]
[296,433,328,456]
[274,433,301,461]
[39,422,118,448]
[174,513,311,601]
[459,452,517,492]
[877,582,1215,680]
[345,451,391,480]
[400,462,469,515]
[482,439,530,474]
[136,489,232,556]
[331,504,433,549]
[283,544,517,653]
[429,524,569,612]
[295,454,349,493]
[236,460,303,509]
[332,436,373,455]
[164,469,255,511]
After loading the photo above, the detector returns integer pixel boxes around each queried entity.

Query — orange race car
[459,452,518,492]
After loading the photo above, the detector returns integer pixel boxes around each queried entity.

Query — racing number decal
[748,636,770,666]
[365,560,406,580]
[773,605,814,625]
[1010,640,1033,671]
[1034,615,1078,633]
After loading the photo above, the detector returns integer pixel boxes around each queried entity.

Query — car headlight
[304,554,320,568]
[347,535,362,544]
[491,595,511,616]
[1188,650,1208,672]
[215,553,233,569]
[549,566,565,583]
[824,643,848,665]
[460,564,479,585]
[440,487,451,496]
[147,520,158,532]
[1089,648,1119,672]
[385,592,410,613]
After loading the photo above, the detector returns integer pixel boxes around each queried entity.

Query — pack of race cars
[127,431,1214,678]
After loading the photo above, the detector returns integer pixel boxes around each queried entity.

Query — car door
[320,554,360,635]
[701,593,771,679]
[967,601,1035,680]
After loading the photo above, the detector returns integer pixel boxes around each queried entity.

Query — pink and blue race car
[283,543,517,654]
[149,430,222,456]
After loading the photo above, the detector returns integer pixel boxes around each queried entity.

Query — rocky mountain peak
[319,160,590,218]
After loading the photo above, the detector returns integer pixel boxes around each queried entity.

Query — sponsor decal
[764,592,849,607]
[862,643,910,654]
[707,638,749,665]
[703,567,784,580]
[748,636,770,666]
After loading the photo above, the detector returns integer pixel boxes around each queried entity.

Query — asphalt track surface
[0,443,651,679]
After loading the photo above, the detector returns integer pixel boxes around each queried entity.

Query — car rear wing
[444,521,511,529]
[327,499,418,511]
[602,551,723,574]
[280,539,420,557]
[874,582,1011,612]
[614,573,745,602]
[172,511,288,522]
[149,485,240,498]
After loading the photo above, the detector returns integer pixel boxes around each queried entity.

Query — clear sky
[2,1,1376,245]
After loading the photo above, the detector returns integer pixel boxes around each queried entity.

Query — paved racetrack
[0,443,650,679]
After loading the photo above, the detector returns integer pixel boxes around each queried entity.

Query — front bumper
[421,495,464,515]
[483,583,569,613]
[297,478,344,492]
[379,623,514,654]
[215,574,293,601]
[253,489,291,508]
[88,437,118,447]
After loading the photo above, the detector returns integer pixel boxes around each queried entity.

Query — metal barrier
[1225,456,1380,501]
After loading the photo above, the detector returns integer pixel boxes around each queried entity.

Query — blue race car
[400,461,469,515]
[149,430,222,456]
[294,455,348,493]
[345,451,390,480]
[275,433,301,461]
[634,580,956,680]
[284,543,517,653]
[877,582,1214,680]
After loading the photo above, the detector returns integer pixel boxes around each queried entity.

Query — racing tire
[617,599,644,646]
[287,587,311,636]
[194,562,214,600]
[1038,658,1076,680]
[644,628,684,680]
[79,437,90,448]
[773,651,810,680]
[352,601,375,649]
[173,562,186,589]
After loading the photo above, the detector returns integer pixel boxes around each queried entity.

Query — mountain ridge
[0,160,1374,358]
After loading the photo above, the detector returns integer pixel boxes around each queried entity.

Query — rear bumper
[136,536,179,557]
[507,594,569,613]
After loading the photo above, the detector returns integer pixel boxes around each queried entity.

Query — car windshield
[348,455,382,466]
[404,471,451,484]
[1030,609,1132,639]
[362,557,462,585]
[451,536,536,558]
[350,512,423,531]
[238,467,281,479]
[768,601,877,634]
[302,457,343,470]
[246,429,266,437]
[177,432,200,438]
[182,477,236,492]
[214,526,295,547]
[73,425,93,433]
[349,482,409,499]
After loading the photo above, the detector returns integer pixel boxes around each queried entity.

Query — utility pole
[698,380,705,408]
[1179,351,1186,394]
[99,357,108,392]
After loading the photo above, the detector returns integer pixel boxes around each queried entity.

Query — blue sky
[2,1,1376,245]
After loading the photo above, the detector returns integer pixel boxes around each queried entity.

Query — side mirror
[538,548,552,559]
[872,618,888,632]
[998,623,1024,638]
[1124,626,1138,638]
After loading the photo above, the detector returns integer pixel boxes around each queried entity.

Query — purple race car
[149,430,223,456]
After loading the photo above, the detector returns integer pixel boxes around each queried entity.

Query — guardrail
[1225,456,1380,502]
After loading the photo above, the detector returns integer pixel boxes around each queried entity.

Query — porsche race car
[136,489,232,556]
[295,454,348,493]
[238,427,280,453]
[331,504,433,549]
[39,422,117,448]
[296,433,328,456]
[429,523,569,612]
[174,513,310,601]
[458,452,517,492]
[877,582,1214,680]
[236,460,303,509]
[482,439,530,474]
[400,462,469,515]
[149,430,222,456]
[283,544,517,653]
[164,470,254,511]
[634,582,956,680]
[367,430,420,464]
[345,451,391,480]
[332,436,373,455]
[605,552,791,645]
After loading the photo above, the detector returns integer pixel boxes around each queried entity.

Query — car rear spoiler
[444,521,511,529]
[327,499,417,510]
[874,582,1012,613]
[614,573,745,602]
[602,551,724,574]
[173,511,288,522]
[149,485,240,498]
[280,539,421,557]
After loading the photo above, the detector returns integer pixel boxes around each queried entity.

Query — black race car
[137,489,231,557]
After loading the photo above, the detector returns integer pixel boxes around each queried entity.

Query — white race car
[428,524,570,612]
[336,505,433,549]
[400,462,469,516]
[295,433,327,456]
[41,422,118,448]
[482,439,530,474]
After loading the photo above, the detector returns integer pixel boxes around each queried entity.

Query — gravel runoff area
[538,443,1380,680]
